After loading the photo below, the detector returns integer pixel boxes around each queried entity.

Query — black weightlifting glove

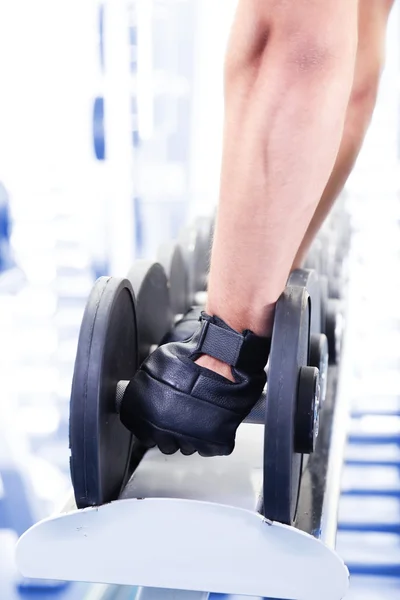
[120,312,271,456]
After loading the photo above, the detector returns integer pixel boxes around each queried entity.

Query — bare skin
[293,0,395,268]
[197,0,393,381]
[197,0,359,379]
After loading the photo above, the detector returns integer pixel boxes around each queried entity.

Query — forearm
[207,23,357,336]
[293,0,394,268]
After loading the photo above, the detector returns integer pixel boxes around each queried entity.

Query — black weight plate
[162,306,202,344]
[157,242,190,316]
[263,285,310,525]
[127,260,173,364]
[288,268,321,335]
[69,276,138,509]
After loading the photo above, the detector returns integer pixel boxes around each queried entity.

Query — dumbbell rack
[74,209,400,600]
[334,218,400,599]
[15,359,349,600]
[15,217,351,600]
[15,199,400,600]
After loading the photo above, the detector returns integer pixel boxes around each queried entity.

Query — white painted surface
[16,498,349,600]
[121,423,264,510]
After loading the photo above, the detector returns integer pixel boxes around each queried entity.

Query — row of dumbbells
[69,202,350,513]
[141,204,350,367]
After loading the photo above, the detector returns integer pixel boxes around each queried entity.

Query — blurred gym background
[0,1,400,598]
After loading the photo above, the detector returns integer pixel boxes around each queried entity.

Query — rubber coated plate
[288,269,321,335]
[162,306,202,344]
[70,277,138,509]
[263,285,310,525]
[127,261,173,364]
[157,242,190,316]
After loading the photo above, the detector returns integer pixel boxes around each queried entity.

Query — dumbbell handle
[115,376,319,454]
[115,380,129,414]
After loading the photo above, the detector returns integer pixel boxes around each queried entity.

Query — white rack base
[16,496,348,600]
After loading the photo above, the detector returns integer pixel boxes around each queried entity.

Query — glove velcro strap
[196,312,270,372]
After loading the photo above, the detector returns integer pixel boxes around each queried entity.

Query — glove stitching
[133,412,231,448]
[138,365,256,417]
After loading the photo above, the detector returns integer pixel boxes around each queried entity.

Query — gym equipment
[69,276,141,509]
[17,264,350,600]
[127,260,173,364]
[178,215,213,306]
[70,269,320,510]
[263,269,329,524]
[157,242,190,318]
[303,193,351,303]
[290,259,342,367]
[304,233,343,300]
[288,268,329,396]
[326,299,343,365]
[161,306,202,344]
[263,284,317,524]
[70,261,174,509]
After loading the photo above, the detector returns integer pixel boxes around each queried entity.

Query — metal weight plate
[263,285,310,525]
[127,260,173,364]
[69,277,138,509]
[157,242,190,317]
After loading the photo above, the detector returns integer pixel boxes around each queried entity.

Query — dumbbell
[126,260,174,365]
[304,231,346,358]
[292,266,342,367]
[157,242,190,319]
[157,217,214,343]
[288,269,328,404]
[69,261,173,510]
[178,215,213,307]
[157,236,207,345]
[325,299,343,365]
[325,199,352,279]
[161,242,340,369]
[69,266,325,528]
[305,229,343,300]
[158,214,213,311]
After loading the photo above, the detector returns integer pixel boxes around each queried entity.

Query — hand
[120,314,270,456]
